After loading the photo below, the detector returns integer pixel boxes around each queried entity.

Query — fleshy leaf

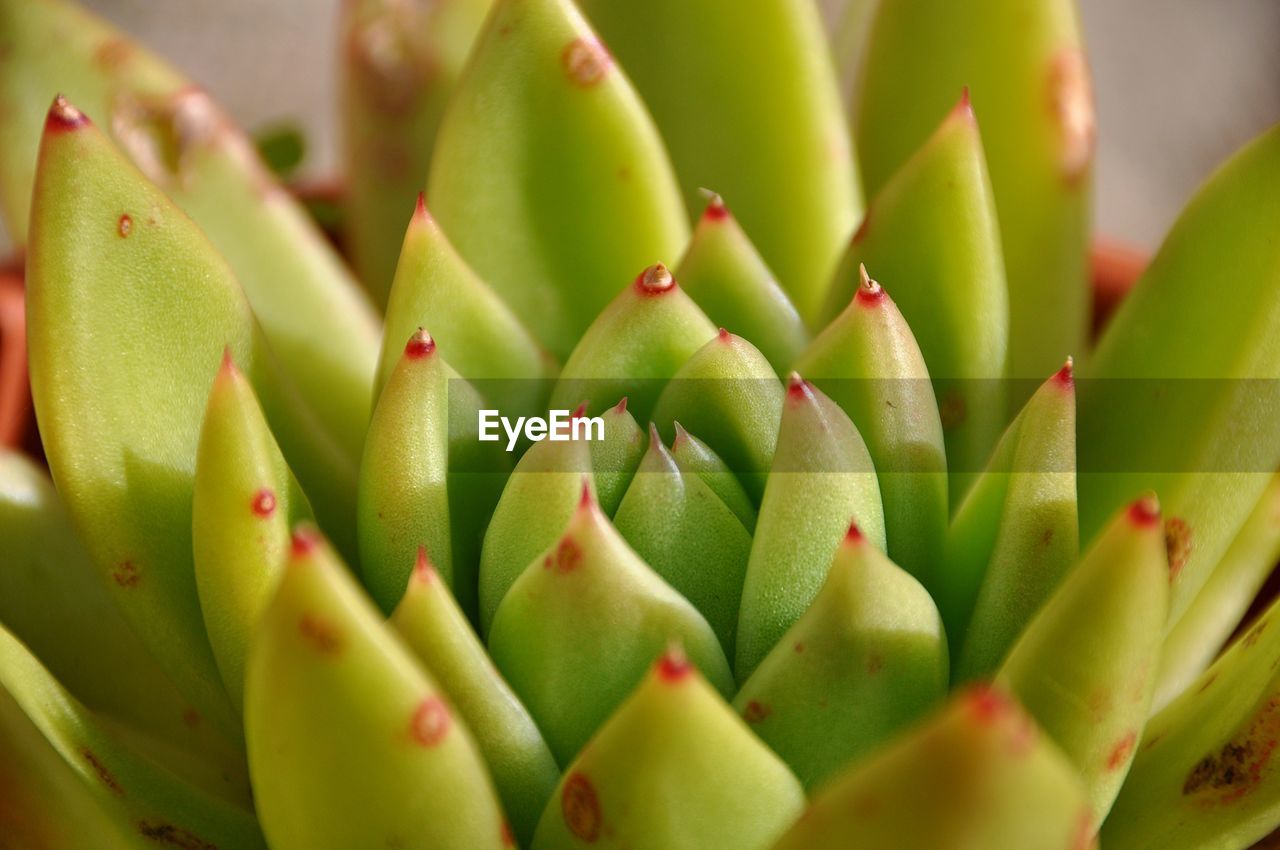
[771,686,1093,850]
[735,374,885,682]
[245,528,510,850]
[530,649,805,850]
[551,263,717,422]
[193,353,312,710]
[998,495,1169,821]
[0,450,249,801]
[675,196,809,373]
[734,524,947,790]
[360,329,509,618]
[1154,473,1280,711]
[587,397,646,516]
[1079,123,1280,626]
[378,195,553,415]
[1102,592,1280,850]
[614,426,753,656]
[427,0,689,358]
[651,329,784,504]
[0,624,266,850]
[824,98,1008,491]
[340,0,493,305]
[479,423,594,633]
[796,267,947,587]
[0,0,382,458]
[26,99,357,736]
[575,0,860,320]
[669,423,756,532]
[939,362,1078,682]
[488,484,734,764]
[858,0,1093,384]
[391,548,560,846]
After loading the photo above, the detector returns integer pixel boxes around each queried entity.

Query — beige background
[78,0,1280,250]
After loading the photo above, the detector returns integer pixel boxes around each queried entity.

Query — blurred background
[76,0,1280,251]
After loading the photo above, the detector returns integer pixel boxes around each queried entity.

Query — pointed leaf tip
[1127,494,1162,528]
[717,327,732,342]
[671,420,689,447]
[46,94,89,133]
[290,525,322,558]
[635,263,675,295]
[612,396,628,414]
[405,327,436,359]
[413,546,438,584]
[844,521,865,544]
[702,193,730,222]
[1053,356,1074,388]
[855,264,885,306]
[963,684,1018,726]
[953,86,975,120]
[578,476,596,511]
[219,345,238,375]
[413,191,429,220]
[785,372,813,403]
[647,421,663,447]
[571,401,589,419]
[655,644,693,683]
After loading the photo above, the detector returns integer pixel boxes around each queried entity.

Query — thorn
[414,546,437,583]
[655,643,693,683]
[290,525,321,558]
[405,327,436,359]
[413,191,429,220]
[855,264,885,306]
[1128,492,1161,528]
[1053,356,1074,388]
[635,263,675,295]
[952,86,975,122]
[845,521,865,543]
[671,421,689,448]
[46,94,89,133]
[717,327,732,342]
[578,476,595,511]
[701,191,729,222]
[647,421,663,448]
[571,401,588,419]
[786,372,812,402]
[612,397,628,415]
[219,346,237,374]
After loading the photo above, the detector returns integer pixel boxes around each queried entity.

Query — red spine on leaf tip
[414,546,437,583]
[703,195,730,222]
[855,264,885,306]
[647,421,663,448]
[845,521,865,544]
[717,327,732,343]
[671,421,689,448]
[290,527,320,558]
[786,372,811,402]
[1128,494,1161,528]
[251,488,276,518]
[656,646,693,683]
[571,401,588,419]
[635,263,675,295]
[46,95,89,133]
[612,396,628,415]
[413,191,429,219]
[953,86,975,121]
[578,478,595,511]
[405,328,436,359]
[219,346,236,374]
[1053,356,1075,389]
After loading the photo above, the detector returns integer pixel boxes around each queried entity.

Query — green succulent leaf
[576,0,860,320]
[26,99,357,737]
[0,449,250,801]
[586,397,646,516]
[796,266,948,588]
[998,495,1169,821]
[428,0,689,359]
[771,686,1094,850]
[245,527,510,850]
[651,329,783,504]
[360,329,509,618]
[668,424,757,533]
[1079,122,1280,627]
[340,0,493,305]
[858,0,1093,385]
[824,99,1008,492]
[614,426,753,657]
[193,353,312,710]
[733,525,947,791]
[391,548,560,846]
[0,0,383,459]
[377,196,553,415]
[1103,592,1280,850]
[0,624,267,850]
[939,362,1079,682]
[674,196,809,374]
[735,374,885,682]
[551,264,717,422]
[531,649,805,850]
[488,483,733,764]
[1154,473,1280,711]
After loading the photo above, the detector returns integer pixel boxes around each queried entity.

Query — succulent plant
[1,0,1279,848]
